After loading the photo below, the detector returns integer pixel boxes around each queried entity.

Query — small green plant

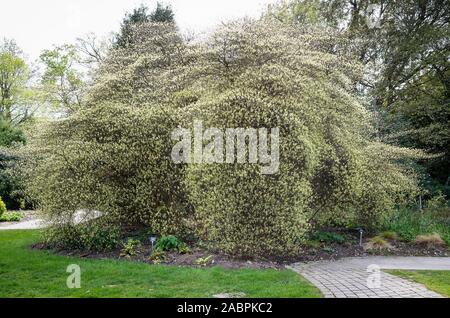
[0,212,22,222]
[322,246,335,254]
[177,243,192,254]
[149,249,166,264]
[82,224,121,251]
[153,235,191,254]
[0,197,6,218]
[155,235,183,252]
[195,255,214,267]
[120,238,141,257]
[303,240,321,249]
[311,231,346,244]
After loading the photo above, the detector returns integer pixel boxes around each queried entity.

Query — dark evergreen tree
[115,2,175,48]
[149,2,174,23]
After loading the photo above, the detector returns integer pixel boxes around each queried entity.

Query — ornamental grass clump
[414,233,446,247]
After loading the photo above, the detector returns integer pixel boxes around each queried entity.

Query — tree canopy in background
[39,45,85,114]
[115,2,175,49]
[0,117,26,209]
[269,0,450,193]
[0,39,37,125]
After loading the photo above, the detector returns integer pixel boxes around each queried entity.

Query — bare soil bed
[32,228,449,269]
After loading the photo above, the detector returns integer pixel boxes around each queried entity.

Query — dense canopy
[25,18,420,257]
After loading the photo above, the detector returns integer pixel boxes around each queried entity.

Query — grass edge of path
[385,269,450,298]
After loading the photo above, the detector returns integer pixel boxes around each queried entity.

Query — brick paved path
[288,257,450,298]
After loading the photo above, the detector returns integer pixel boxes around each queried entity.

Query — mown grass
[0,230,321,298]
[386,270,450,297]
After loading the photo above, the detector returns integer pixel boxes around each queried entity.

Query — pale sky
[1,0,280,61]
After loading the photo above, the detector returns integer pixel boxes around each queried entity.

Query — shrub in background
[0,197,6,218]
[86,22,187,107]
[26,22,192,240]
[426,193,450,219]
[0,211,22,222]
[0,119,28,210]
[0,119,25,147]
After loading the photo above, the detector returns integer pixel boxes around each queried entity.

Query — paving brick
[288,257,448,299]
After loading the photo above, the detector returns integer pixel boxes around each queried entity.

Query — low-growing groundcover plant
[120,238,142,257]
[154,235,184,252]
[23,18,423,258]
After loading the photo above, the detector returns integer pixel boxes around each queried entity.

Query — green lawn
[386,270,450,297]
[0,230,321,298]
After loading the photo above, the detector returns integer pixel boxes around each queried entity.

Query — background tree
[0,39,38,125]
[76,33,113,70]
[115,2,175,48]
[149,2,175,23]
[39,45,85,114]
[269,0,450,196]
[0,39,37,209]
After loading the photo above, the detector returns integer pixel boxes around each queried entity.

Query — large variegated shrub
[26,103,188,234]
[26,23,192,235]
[26,19,419,257]
[182,19,419,256]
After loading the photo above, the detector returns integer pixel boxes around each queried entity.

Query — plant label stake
[150,236,157,250]
[358,229,364,246]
